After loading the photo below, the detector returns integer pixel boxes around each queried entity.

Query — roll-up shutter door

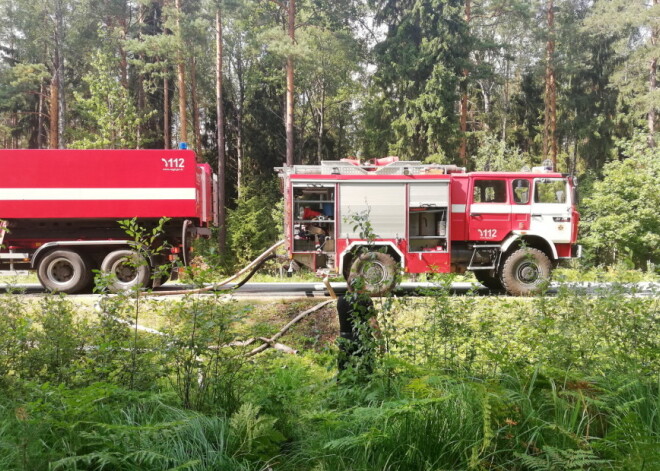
[409,182,449,207]
[339,183,406,238]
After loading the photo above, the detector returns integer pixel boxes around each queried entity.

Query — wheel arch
[31,240,134,268]
[500,232,557,262]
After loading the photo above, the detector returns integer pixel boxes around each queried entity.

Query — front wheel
[347,251,398,297]
[500,248,552,296]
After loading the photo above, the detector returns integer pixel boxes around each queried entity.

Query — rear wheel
[473,270,503,291]
[101,250,151,293]
[500,247,552,296]
[37,250,92,294]
[347,251,398,297]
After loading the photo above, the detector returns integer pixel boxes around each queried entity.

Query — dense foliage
[0,280,657,469]
[582,135,660,268]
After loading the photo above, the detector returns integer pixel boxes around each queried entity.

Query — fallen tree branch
[246,299,334,357]
[257,337,298,355]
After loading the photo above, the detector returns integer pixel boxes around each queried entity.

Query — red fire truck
[278,158,580,296]
[0,149,215,293]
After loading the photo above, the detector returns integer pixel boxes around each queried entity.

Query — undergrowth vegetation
[0,280,657,470]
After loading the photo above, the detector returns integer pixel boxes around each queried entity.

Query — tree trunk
[164,76,171,149]
[650,57,657,147]
[191,57,201,156]
[216,8,227,253]
[234,35,245,194]
[459,0,471,166]
[11,112,17,148]
[175,0,187,144]
[55,0,65,149]
[137,78,145,149]
[649,0,658,147]
[118,16,129,89]
[285,0,295,167]
[37,81,45,148]
[502,58,509,142]
[543,0,557,168]
[478,80,490,130]
[317,81,325,163]
[49,72,59,149]
[137,3,146,149]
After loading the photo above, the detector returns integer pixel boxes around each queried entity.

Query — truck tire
[37,250,92,294]
[473,270,504,291]
[347,251,397,297]
[500,247,552,296]
[101,250,151,293]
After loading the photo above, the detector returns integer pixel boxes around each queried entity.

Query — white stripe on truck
[452,204,533,214]
[0,188,196,201]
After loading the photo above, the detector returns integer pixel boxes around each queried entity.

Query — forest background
[0,0,658,271]
[0,2,659,470]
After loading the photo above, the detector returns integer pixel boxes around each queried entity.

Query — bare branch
[246,299,334,356]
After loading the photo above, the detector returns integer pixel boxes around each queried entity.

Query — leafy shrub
[160,294,250,413]
[581,134,660,269]
[226,178,281,269]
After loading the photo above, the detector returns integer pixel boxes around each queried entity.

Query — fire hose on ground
[149,239,286,297]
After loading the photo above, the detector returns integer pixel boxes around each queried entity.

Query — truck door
[468,178,510,242]
[530,177,572,243]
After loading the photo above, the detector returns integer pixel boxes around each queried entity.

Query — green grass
[554,266,660,283]
[0,282,657,470]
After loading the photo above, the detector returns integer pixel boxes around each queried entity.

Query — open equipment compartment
[408,182,449,252]
[292,183,335,253]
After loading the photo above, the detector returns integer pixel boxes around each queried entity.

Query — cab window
[473,179,507,203]
[512,179,530,204]
[534,179,567,204]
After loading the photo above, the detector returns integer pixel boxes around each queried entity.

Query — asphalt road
[1,281,658,298]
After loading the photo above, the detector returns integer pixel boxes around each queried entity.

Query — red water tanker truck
[0,149,214,293]
[278,158,581,296]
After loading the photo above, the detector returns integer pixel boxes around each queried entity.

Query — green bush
[226,178,282,270]
[581,134,660,269]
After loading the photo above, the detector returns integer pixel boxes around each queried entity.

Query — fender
[31,240,132,268]
[339,241,406,275]
[500,231,558,260]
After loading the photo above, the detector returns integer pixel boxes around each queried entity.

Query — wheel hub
[363,262,386,285]
[114,261,138,283]
[48,258,75,284]
[517,262,539,284]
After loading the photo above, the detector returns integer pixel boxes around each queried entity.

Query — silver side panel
[408,182,449,206]
[339,183,406,238]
